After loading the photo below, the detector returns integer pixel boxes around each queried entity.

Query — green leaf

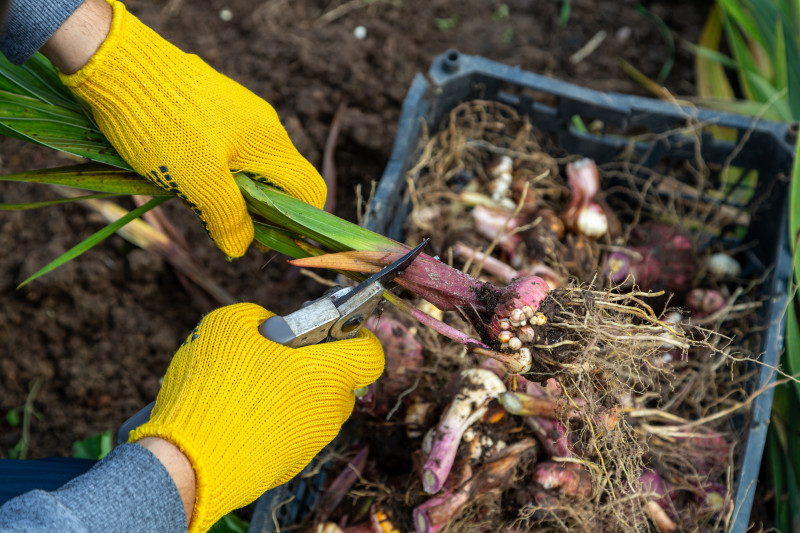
[719,0,772,50]
[693,5,738,119]
[237,175,401,253]
[208,512,249,533]
[721,11,770,102]
[770,384,800,530]
[558,0,571,28]
[690,96,782,116]
[781,14,800,119]
[8,440,26,460]
[0,163,164,195]
[0,52,82,112]
[688,43,740,71]
[0,193,122,210]
[18,195,171,288]
[434,15,459,32]
[787,300,800,401]
[774,17,788,94]
[570,115,589,133]
[0,90,130,169]
[253,222,326,259]
[790,115,800,286]
[71,431,113,460]
[5,409,19,428]
[768,425,789,532]
[787,128,800,401]
[740,69,792,119]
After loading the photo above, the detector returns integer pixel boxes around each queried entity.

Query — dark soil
[0,0,708,463]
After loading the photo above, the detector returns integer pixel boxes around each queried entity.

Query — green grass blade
[768,424,789,533]
[741,69,792,119]
[0,163,164,195]
[787,300,800,400]
[690,97,782,116]
[789,116,800,284]
[781,15,800,119]
[719,0,772,50]
[688,42,740,70]
[722,12,771,102]
[18,195,171,288]
[0,192,120,210]
[786,113,800,401]
[774,17,788,94]
[748,0,781,50]
[236,174,401,253]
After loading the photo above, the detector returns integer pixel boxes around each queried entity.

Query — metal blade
[332,238,428,306]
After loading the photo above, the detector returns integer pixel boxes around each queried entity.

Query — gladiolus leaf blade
[0,52,82,112]
[0,163,165,195]
[0,90,131,169]
[237,174,402,253]
[17,196,170,287]
[0,193,119,210]
[252,222,326,259]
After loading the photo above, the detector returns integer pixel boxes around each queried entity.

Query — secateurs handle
[259,239,428,347]
[117,241,428,445]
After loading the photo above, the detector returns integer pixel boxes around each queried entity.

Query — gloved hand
[129,303,384,533]
[59,0,326,258]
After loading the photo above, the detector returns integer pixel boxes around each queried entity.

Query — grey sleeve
[0,0,85,64]
[0,443,188,533]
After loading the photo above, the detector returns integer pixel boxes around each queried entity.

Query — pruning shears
[116,239,428,444]
[260,239,428,347]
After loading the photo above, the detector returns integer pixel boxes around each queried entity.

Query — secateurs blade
[116,240,427,445]
[259,239,428,348]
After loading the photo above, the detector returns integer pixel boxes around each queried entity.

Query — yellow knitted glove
[129,303,383,533]
[59,1,326,258]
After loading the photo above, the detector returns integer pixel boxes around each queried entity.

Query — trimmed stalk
[454,241,563,289]
[640,470,678,533]
[291,253,554,375]
[314,444,370,522]
[498,391,561,418]
[533,461,593,499]
[364,316,423,415]
[524,416,572,457]
[413,439,537,533]
[421,368,507,494]
[561,158,608,238]
[290,250,494,313]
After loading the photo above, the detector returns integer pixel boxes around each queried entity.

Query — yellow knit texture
[129,303,384,533]
[59,1,327,258]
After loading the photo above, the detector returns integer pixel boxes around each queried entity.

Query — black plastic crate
[364,49,794,532]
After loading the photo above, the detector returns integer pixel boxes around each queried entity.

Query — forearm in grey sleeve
[0,0,84,64]
[0,443,187,533]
